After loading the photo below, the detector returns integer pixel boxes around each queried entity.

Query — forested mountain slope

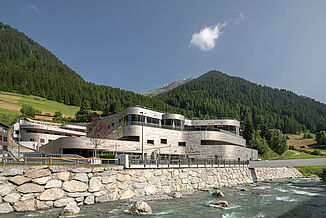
[0,22,193,117]
[157,71,326,133]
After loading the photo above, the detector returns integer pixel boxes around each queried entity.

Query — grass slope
[0,91,80,125]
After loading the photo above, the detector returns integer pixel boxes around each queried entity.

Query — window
[40,139,45,143]
[147,117,159,124]
[178,142,186,147]
[26,130,37,133]
[111,123,115,127]
[3,137,7,142]
[29,138,35,142]
[147,140,154,145]
[161,138,167,144]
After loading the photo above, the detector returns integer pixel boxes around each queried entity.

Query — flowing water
[3,177,326,218]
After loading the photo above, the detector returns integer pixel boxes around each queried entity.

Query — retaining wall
[0,165,301,214]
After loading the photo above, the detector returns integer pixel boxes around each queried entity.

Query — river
[2,177,325,218]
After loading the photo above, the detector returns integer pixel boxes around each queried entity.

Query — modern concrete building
[13,118,87,151]
[40,106,258,161]
[0,122,9,154]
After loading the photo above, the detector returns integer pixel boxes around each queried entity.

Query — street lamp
[140,112,144,162]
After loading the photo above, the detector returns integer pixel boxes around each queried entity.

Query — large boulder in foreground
[130,201,152,214]
[60,202,80,216]
[210,200,229,207]
[212,190,225,198]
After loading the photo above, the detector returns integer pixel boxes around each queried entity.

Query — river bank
[1,177,324,217]
[0,165,301,214]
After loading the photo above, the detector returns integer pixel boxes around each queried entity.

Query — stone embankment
[0,165,301,214]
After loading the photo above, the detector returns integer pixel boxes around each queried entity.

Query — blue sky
[1,0,326,103]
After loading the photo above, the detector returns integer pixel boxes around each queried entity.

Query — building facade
[40,106,258,161]
[0,122,9,153]
[14,118,87,151]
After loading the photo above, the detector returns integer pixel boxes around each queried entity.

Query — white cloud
[190,23,225,51]
[29,5,43,15]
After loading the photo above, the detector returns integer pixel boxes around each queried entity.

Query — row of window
[146,138,186,147]
[26,130,76,137]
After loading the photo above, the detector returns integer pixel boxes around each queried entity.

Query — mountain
[143,78,193,97]
[156,71,326,133]
[0,22,193,117]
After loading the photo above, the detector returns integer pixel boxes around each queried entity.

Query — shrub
[316,131,326,145]
[289,146,295,150]
[312,150,321,156]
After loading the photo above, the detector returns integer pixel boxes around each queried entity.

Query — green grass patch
[295,166,326,177]
[284,150,296,156]
[0,91,80,118]
[281,152,324,160]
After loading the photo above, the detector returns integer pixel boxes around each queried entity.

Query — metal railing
[127,154,249,168]
[127,121,243,138]
[0,156,119,166]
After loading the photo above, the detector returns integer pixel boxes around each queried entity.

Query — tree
[54,111,63,121]
[243,120,254,143]
[75,100,92,122]
[316,131,326,145]
[267,129,288,155]
[87,113,110,157]
[20,104,41,117]
[248,131,269,156]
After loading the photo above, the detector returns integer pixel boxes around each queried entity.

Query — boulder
[60,202,80,216]
[172,192,182,198]
[45,179,62,189]
[25,169,51,179]
[92,167,104,173]
[84,195,94,205]
[212,190,225,198]
[17,183,44,194]
[6,168,24,177]
[0,202,14,213]
[13,199,36,211]
[8,176,31,185]
[40,188,65,201]
[45,201,54,207]
[67,192,92,198]
[95,195,109,203]
[54,198,75,208]
[102,177,115,184]
[74,173,89,182]
[88,177,102,192]
[0,176,7,184]
[3,193,21,204]
[0,183,16,197]
[71,167,92,173]
[49,166,68,173]
[116,174,131,182]
[62,180,88,192]
[130,201,152,214]
[32,176,52,185]
[210,200,229,207]
[35,200,49,210]
[54,172,70,181]
[120,189,135,200]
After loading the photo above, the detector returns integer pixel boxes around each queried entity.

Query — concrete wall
[0,165,301,214]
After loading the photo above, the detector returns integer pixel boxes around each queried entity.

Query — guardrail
[123,154,249,169]
[0,156,119,166]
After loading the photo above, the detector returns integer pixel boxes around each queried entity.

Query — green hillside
[0,22,193,118]
[0,91,81,125]
[156,71,326,133]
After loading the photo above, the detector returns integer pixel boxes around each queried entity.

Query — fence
[0,156,118,166]
[122,154,249,169]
